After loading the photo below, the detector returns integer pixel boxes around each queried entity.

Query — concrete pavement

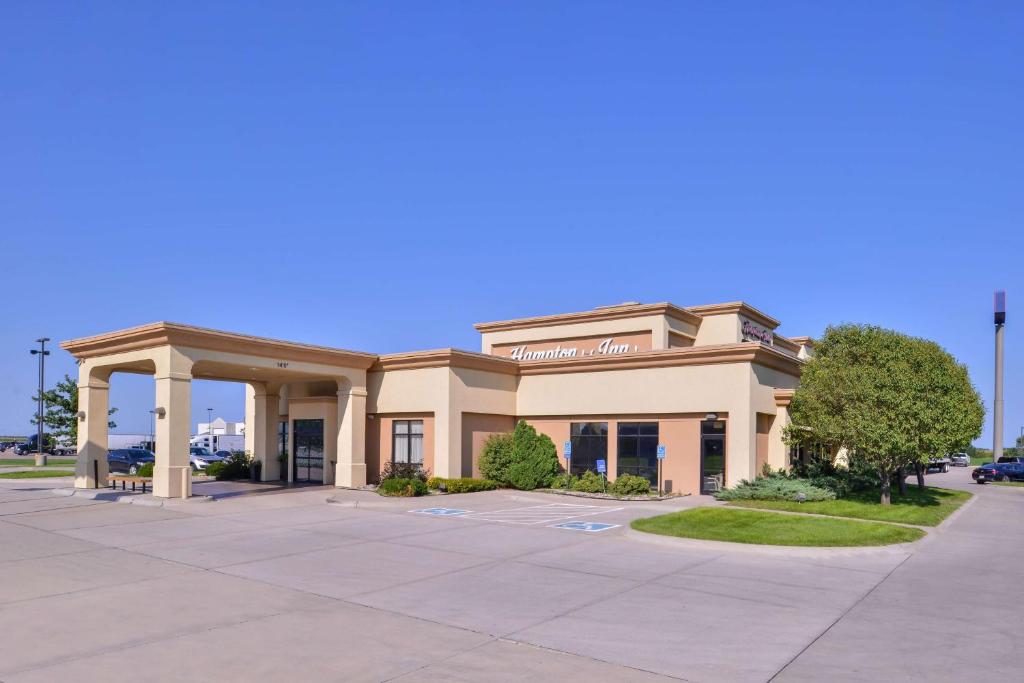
[0,467,1016,682]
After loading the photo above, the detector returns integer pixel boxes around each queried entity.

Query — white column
[153,369,192,498]
[251,384,281,481]
[336,386,367,487]
[74,373,109,489]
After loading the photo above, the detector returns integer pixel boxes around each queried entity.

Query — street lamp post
[29,338,51,467]
[993,291,1006,461]
[207,408,214,452]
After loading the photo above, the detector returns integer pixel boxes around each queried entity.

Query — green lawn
[0,470,76,479]
[993,481,1024,488]
[631,508,924,547]
[0,458,77,467]
[727,486,971,527]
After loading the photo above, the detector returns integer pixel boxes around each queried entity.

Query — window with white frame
[392,420,424,465]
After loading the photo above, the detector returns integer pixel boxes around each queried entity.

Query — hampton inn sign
[62,300,812,500]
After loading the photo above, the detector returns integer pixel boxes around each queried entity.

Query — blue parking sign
[596,459,606,474]
[564,441,572,457]
[657,444,666,460]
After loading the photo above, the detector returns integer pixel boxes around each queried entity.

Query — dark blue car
[107,448,155,475]
[972,462,1024,484]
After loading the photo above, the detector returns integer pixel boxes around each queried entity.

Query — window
[701,419,726,494]
[392,420,424,465]
[617,422,658,487]
[569,422,608,476]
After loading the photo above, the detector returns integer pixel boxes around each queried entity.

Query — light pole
[149,409,156,452]
[29,338,50,467]
[207,408,214,452]
[993,291,1006,461]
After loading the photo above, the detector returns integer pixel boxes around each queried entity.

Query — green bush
[381,461,429,482]
[790,455,879,498]
[571,470,606,493]
[478,431,515,483]
[478,421,561,491]
[204,462,224,478]
[215,451,252,480]
[427,477,499,493]
[609,474,652,496]
[136,462,154,478]
[378,478,428,497]
[715,476,835,502]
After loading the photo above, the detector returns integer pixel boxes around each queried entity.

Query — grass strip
[631,507,924,547]
[0,470,76,479]
[727,486,970,527]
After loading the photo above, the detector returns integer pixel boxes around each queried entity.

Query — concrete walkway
[0,467,1016,682]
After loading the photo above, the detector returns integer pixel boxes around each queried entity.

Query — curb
[51,487,214,506]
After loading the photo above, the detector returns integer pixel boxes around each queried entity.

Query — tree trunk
[880,470,891,505]
[915,463,926,489]
[896,467,907,496]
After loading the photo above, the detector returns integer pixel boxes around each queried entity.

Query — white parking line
[462,503,623,525]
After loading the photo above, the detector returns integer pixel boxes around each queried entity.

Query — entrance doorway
[293,419,324,483]
[700,419,726,494]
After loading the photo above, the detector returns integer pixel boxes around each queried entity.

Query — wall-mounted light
[705,413,718,421]
[367,414,375,420]
[153,407,166,419]
[77,411,86,422]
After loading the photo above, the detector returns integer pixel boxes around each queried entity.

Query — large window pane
[617,422,658,488]
[570,422,607,476]
[392,420,424,465]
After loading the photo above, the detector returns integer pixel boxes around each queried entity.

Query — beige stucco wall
[366,413,435,483]
[481,315,672,354]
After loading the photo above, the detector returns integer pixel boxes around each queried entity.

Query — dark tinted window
[616,422,658,487]
[570,422,608,476]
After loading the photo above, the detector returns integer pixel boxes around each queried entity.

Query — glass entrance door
[700,419,726,494]
[293,419,324,483]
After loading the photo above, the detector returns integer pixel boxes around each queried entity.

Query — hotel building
[61,301,810,499]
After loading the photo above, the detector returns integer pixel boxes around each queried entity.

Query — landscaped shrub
[426,477,500,493]
[571,470,606,493]
[380,461,429,482]
[204,461,225,478]
[378,477,428,497]
[215,452,252,480]
[609,474,652,496]
[479,421,561,491]
[478,431,515,483]
[790,455,878,498]
[714,477,835,502]
[136,462,154,478]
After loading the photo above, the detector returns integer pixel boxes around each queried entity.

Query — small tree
[786,324,983,505]
[478,421,560,490]
[31,373,117,446]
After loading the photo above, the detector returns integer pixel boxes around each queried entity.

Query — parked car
[996,456,1024,464]
[950,453,971,467]
[189,447,224,472]
[926,456,951,473]
[214,450,232,459]
[107,448,156,475]
[972,463,1024,483]
[14,434,54,456]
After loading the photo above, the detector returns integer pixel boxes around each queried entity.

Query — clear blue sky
[1,2,1020,447]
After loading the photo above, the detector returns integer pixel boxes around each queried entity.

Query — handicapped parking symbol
[550,521,620,532]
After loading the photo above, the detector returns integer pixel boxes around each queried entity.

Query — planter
[249,461,262,483]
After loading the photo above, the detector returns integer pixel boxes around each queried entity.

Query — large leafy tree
[31,373,117,445]
[786,325,983,504]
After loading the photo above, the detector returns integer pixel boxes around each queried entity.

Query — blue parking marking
[410,507,471,516]
[549,521,620,532]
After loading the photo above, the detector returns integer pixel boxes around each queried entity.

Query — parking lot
[0,466,1020,682]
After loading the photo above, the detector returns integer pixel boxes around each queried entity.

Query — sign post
[563,441,572,488]
[656,444,666,496]
[596,459,607,493]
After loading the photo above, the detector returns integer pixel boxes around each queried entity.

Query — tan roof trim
[685,301,780,329]
[789,336,815,347]
[371,348,520,375]
[517,343,804,377]
[473,302,702,332]
[773,334,801,354]
[774,388,796,407]
[60,322,378,369]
